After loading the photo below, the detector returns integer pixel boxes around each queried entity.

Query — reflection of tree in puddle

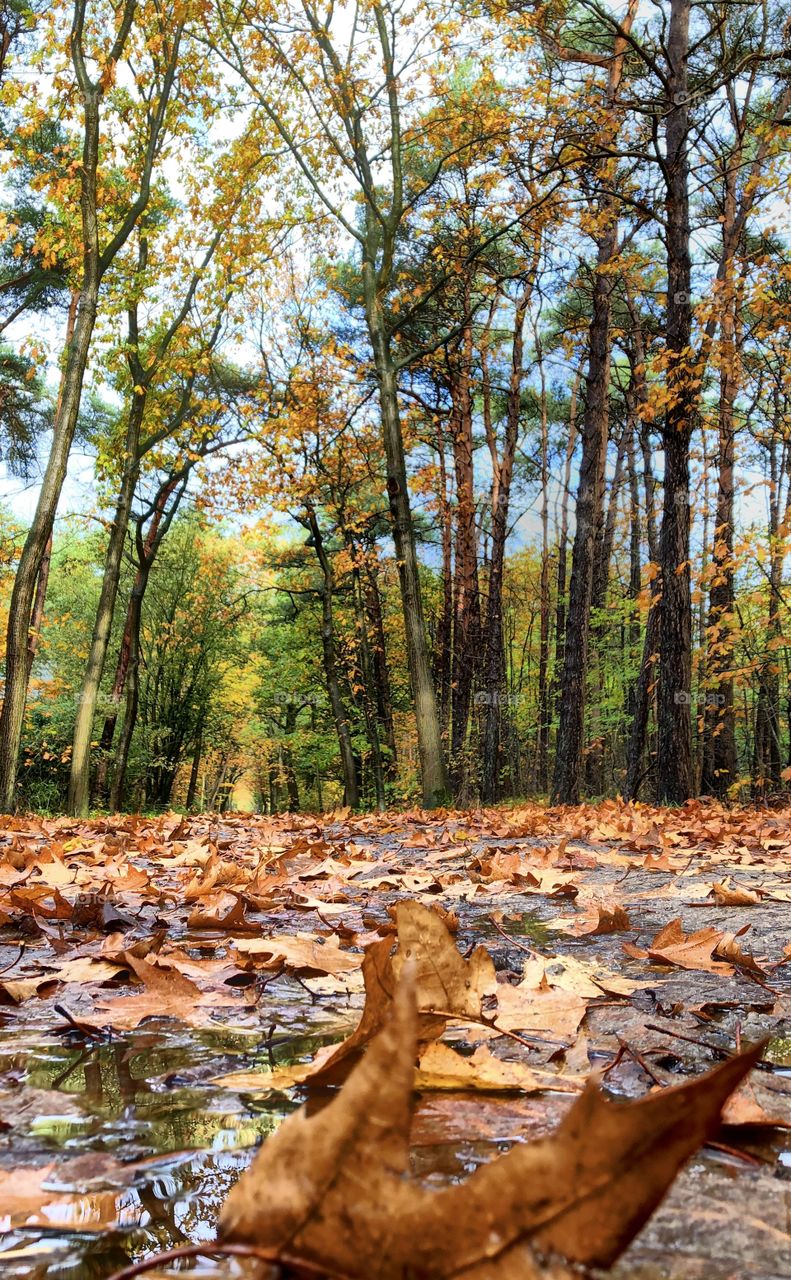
[767,1036,791,1068]
[0,1030,302,1277]
[1,1149,262,1276]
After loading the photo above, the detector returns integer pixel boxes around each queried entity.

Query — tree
[209,0,526,805]
[0,0,193,809]
[551,0,637,804]
[66,141,281,814]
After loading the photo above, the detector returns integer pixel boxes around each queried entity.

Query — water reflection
[0,999,338,1277]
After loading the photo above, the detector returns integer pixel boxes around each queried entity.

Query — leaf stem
[106,1240,355,1280]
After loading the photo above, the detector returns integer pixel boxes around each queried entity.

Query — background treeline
[1,0,791,814]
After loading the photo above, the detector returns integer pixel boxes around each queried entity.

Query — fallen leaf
[219,969,764,1278]
[494,977,587,1046]
[709,879,762,906]
[390,899,497,1016]
[186,892,258,931]
[414,1042,582,1094]
[585,903,632,934]
[231,932,359,976]
[713,933,766,975]
[720,1081,791,1129]
[639,918,733,973]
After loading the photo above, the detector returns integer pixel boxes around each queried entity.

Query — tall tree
[552,0,637,803]
[0,0,188,809]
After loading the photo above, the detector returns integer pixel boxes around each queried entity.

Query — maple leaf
[625,917,733,973]
[219,970,763,1278]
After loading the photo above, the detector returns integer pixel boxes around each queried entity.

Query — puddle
[0,987,351,1278]
[766,1035,791,1068]
[475,910,551,949]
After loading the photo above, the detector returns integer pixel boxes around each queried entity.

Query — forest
[3,4,791,1280]
[1,0,790,818]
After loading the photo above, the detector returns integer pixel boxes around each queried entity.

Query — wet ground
[1,802,791,1278]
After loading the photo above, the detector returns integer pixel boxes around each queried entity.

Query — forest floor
[0,800,790,1280]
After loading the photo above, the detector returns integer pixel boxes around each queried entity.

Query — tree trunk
[363,562,397,773]
[552,370,580,717]
[700,170,740,794]
[449,317,481,793]
[592,423,627,615]
[92,477,179,804]
[433,422,453,736]
[536,334,551,792]
[25,533,52,681]
[624,317,661,799]
[307,508,360,809]
[68,395,144,814]
[362,263,448,806]
[0,126,102,810]
[552,232,614,803]
[625,418,642,720]
[353,566,386,810]
[282,704,300,811]
[551,8,636,804]
[109,583,143,813]
[655,0,695,803]
[186,720,203,811]
[0,0,165,808]
[481,285,531,802]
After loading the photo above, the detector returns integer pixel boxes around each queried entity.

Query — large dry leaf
[186,892,258,931]
[712,932,766,975]
[584,903,632,934]
[720,1080,791,1128]
[90,951,247,1029]
[219,970,763,1278]
[522,953,646,998]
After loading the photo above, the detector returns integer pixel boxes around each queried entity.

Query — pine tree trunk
[536,337,551,793]
[701,175,740,794]
[655,0,695,803]
[626,420,642,719]
[481,285,530,802]
[551,7,635,805]
[552,240,613,803]
[434,426,453,737]
[449,319,481,794]
[552,371,580,717]
[624,333,661,800]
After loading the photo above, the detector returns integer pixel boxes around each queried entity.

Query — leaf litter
[0,800,790,1278]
